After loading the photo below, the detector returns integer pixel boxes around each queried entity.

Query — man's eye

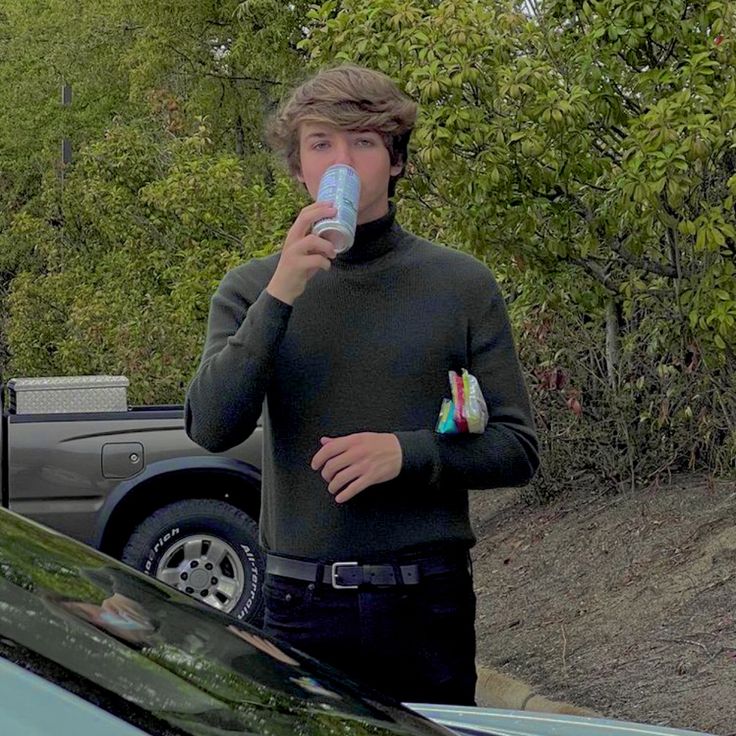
[313,141,329,150]
[356,138,375,146]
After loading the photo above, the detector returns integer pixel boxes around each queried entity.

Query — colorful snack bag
[436,369,489,435]
[435,398,458,434]
[463,369,489,433]
[450,371,469,433]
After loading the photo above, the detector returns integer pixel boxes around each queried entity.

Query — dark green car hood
[0,507,451,736]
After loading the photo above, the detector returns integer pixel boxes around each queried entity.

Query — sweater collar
[336,203,401,264]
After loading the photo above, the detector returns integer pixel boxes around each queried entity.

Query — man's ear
[390,158,404,177]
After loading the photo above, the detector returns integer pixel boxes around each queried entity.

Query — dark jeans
[261,551,477,705]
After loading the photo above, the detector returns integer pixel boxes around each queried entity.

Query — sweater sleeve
[185,267,292,452]
[394,271,539,491]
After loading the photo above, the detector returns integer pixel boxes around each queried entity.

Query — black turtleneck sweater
[185,205,538,560]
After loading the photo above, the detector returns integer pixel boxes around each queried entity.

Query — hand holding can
[266,201,338,305]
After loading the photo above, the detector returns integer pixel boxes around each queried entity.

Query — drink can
[313,164,361,253]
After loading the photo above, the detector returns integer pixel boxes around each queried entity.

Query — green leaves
[0,0,317,401]
[4,118,305,405]
[299,0,736,481]
[1,0,734,477]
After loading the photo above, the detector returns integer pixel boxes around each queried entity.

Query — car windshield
[0,509,449,736]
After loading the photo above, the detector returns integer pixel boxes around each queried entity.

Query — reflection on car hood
[0,507,452,736]
[408,705,715,736]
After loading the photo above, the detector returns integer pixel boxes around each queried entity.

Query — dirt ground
[470,473,736,736]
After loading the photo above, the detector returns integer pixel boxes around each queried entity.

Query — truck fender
[92,456,261,549]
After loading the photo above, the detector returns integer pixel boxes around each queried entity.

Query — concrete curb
[475,664,598,717]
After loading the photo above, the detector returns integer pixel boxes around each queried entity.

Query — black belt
[266,552,466,590]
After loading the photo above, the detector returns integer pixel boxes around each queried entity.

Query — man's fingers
[267,201,339,304]
[327,464,362,494]
[302,254,333,275]
[313,433,402,502]
[335,478,369,504]
[293,201,335,232]
[321,449,358,482]
[301,235,337,261]
[288,202,336,241]
[311,437,349,470]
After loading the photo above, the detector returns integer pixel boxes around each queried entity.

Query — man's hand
[266,201,337,305]
[311,432,403,504]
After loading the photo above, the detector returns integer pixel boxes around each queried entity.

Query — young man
[185,64,538,705]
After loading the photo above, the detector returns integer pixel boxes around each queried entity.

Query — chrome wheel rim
[155,534,245,613]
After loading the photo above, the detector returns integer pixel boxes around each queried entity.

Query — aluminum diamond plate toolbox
[7,376,129,414]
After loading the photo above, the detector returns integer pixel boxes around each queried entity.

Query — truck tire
[121,499,264,625]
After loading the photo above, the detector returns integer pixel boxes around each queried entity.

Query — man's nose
[331,140,354,167]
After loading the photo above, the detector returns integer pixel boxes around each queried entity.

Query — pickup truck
[0,375,266,623]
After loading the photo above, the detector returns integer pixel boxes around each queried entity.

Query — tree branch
[571,257,617,292]
[589,135,623,167]
[557,189,691,280]
[656,37,678,68]
[608,79,643,117]
[204,72,283,85]
[611,235,690,278]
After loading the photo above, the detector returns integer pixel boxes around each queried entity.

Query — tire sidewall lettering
[237,544,259,619]
[144,527,180,574]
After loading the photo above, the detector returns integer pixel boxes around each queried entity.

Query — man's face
[297,123,403,225]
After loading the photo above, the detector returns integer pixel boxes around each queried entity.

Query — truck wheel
[121,499,264,625]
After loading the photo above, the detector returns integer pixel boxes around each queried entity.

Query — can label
[313,164,361,253]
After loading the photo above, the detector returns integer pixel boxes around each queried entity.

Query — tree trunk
[605,297,620,388]
[235,113,245,158]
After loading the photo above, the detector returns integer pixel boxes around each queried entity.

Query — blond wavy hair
[267,64,418,196]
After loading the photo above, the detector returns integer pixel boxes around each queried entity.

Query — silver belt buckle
[331,561,359,589]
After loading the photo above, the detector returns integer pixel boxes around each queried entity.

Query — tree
[4,119,305,404]
[0,0,137,218]
[119,0,311,161]
[1,0,313,402]
[3,0,734,487]
[301,0,736,486]
[0,0,311,219]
